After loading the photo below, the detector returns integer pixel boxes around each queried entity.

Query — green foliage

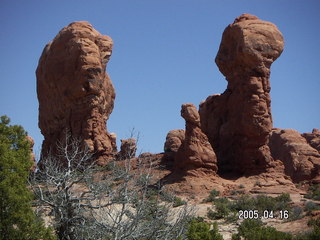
[207,193,292,223]
[207,198,232,220]
[304,201,320,214]
[0,115,55,240]
[232,193,291,213]
[173,196,187,207]
[305,184,320,200]
[204,189,220,202]
[186,218,223,240]
[232,219,292,240]
[288,206,303,221]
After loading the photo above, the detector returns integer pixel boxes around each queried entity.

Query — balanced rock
[37,21,116,165]
[199,14,284,174]
[269,129,320,182]
[175,103,217,176]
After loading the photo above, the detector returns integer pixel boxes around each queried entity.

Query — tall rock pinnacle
[200,14,284,174]
[36,21,116,165]
[175,103,218,176]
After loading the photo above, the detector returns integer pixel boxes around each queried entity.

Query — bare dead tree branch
[30,131,193,240]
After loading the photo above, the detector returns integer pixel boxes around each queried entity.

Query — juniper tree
[0,115,55,240]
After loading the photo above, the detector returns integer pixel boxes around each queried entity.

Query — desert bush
[204,189,220,202]
[304,201,320,214]
[232,193,291,213]
[173,196,187,207]
[232,219,292,240]
[206,193,292,222]
[186,218,223,240]
[305,184,320,200]
[288,206,304,221]
[207,198,232,220]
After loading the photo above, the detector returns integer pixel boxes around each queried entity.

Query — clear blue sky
[1,0,319,156]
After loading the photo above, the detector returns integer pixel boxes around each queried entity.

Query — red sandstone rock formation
[199,14,284,174]
[163,129,185,162]
[175,103,217,176]
[36,21,116,165]
[26,136,36,172]
[269,128,320,182]
[303,129,320,153]
[164,129,185,153]
[118,138,137,159]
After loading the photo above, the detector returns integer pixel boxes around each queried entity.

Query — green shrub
[305,184,320,200]
[204,189,220,202]
[232,193,291,213]
[207,197,234,220]
[186,219,223,240]
[305,201,320,214]
[231,194,255,211]
[173,196,187,207]
[288,206,303,221]
[232,219,292,240]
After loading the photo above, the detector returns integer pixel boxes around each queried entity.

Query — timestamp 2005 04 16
[238,210,289,219]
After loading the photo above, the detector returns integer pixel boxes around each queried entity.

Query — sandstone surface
[303,128,320,153]
[164,129,185,153]
[163,129,185,162]
[269,128,320,182]
[36,21,116,165]
[199,14,284,174]
[175,103,217,176]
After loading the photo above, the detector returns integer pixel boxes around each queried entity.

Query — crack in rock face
[37,21,116,165]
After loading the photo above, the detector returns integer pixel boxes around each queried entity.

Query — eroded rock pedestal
[37,21,116,165]
[174,103,218,176]
[199,14,284,174]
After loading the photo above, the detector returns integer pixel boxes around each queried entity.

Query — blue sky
[1,0,319,156]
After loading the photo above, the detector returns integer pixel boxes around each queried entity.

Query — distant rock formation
[269,129,320,182]
[199,14,284,174]
[36,21,116,165]
[26,136,36,172]
[118,138,137,159]
[174,103,217,176]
